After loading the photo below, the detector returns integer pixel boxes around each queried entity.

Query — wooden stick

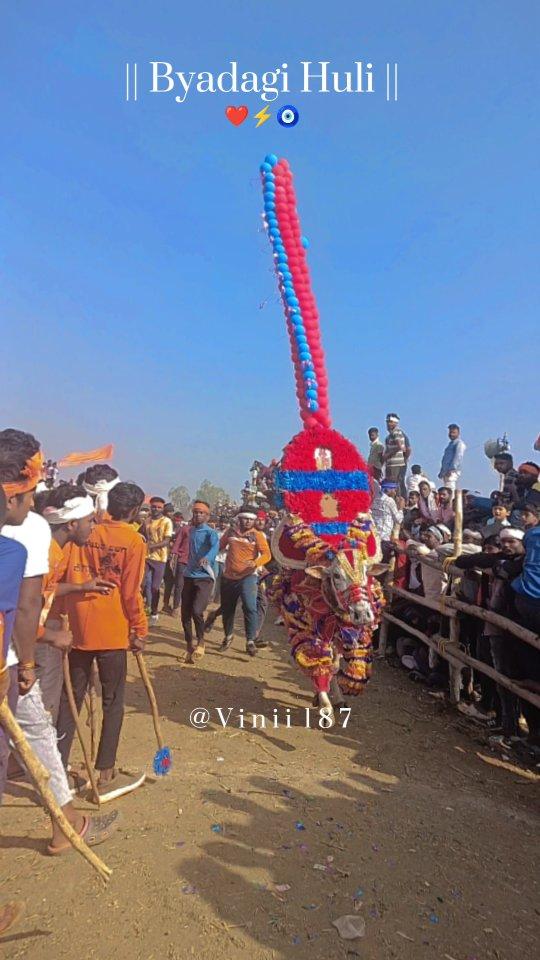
[135,653,164,750]
[444,595,540,652]
[62,652,101,805]
[87,662,99,765]
[382,611,540,709]
[0,699,111,882]
[453,489,463,558]
[389,584,458,617]
[399,557,540,649]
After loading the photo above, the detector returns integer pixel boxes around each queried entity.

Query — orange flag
[58,444,114,467]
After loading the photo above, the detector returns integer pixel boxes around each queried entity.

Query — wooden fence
[377,491,540,711]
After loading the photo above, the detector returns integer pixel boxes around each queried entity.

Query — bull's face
[307,548,375,626]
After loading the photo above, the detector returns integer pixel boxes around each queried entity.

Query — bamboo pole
[443,595,540,652]
[453,489,463,558]
[62,652,101,806]
[0,699,111,882]
[134,653,164,750]
[389,584,458,617]
[382,611,540,710]
[87,662,99,765]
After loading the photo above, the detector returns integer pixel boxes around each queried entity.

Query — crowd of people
[366,416,540,766]
[0,417,539,901]
[0,428,281,874]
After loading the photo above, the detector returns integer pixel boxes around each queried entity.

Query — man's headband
[43,495,95,525]
[1,451,44,498]
[82,476,121,496]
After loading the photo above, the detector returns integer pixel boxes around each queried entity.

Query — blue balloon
[277,252,288,262]
[287,296,299,307]
[274,243,285,254]
[301,236,310,249]
[307,399,319,412]
[269,228,280,238]
[264,183,275,194]
[267,219,278,230]
[306,388,318,400]
[302,369,316,380]
[261,162,272,173]
[265,172,275,182]
[265,153,278,166]
[299,349,310,361]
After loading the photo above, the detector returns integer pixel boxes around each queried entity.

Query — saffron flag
[58,444,114,467]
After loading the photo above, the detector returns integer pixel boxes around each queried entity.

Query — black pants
[163,561,186,610]
[489,634,519,738]
[513,594,540,741]
[476,634,496,712]
[181,577,214,649]
[56,649,127,771]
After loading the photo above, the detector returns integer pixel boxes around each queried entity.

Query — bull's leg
[313,674,335,727]
[329,676,345,708]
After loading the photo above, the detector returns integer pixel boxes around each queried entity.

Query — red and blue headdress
[260,154,374,553]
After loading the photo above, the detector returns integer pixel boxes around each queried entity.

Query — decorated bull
[259,154,384,723]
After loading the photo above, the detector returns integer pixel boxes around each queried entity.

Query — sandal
[47,808,120,856]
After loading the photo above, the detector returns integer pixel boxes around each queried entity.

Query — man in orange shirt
[219,508,271,656]
[35,482,114,720]
[56,482,148,800]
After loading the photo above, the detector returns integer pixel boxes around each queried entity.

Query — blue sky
[2,2,538,498]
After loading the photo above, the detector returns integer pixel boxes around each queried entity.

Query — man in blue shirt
[438,424,466,491]
[180,500,219,663]
[0,486,28,800]
[511,502,540,752]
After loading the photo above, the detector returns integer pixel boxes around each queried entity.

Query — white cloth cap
[43,495,95,525]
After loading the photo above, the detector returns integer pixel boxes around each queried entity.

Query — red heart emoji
[225,105,248,126]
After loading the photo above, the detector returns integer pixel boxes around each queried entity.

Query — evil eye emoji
[277,104,299,127]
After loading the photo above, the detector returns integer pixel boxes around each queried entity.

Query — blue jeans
[221,574,259,641]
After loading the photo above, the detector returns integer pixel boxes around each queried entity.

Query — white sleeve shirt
[1,511,51,665]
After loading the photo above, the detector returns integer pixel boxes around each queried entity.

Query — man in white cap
[382,414,411,497]
[218,508,271,656]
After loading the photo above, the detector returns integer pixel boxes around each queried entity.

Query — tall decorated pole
[259,155,384,712]
[260,153,331,429]
[260,154,373,549]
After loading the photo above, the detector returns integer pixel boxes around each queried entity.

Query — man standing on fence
[438,424,466,491]
[382,414,411,496]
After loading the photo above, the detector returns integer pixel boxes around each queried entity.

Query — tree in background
[168,484,192,515]
[194,479,230,511]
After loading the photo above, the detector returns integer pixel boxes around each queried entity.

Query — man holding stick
[0,429,118,853]
[56,482,148,801]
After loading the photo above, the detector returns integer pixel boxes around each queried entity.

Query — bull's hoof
[317,691,335,728]
[329,676,345,709]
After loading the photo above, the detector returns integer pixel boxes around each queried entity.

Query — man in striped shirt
[382,414,411,496]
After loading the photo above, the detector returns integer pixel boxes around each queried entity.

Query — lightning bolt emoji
[254,106,271,127]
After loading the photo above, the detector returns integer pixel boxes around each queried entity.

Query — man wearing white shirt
[406,464,431,494]
[0,428,118,852]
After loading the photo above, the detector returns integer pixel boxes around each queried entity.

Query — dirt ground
[1,608,539,960]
